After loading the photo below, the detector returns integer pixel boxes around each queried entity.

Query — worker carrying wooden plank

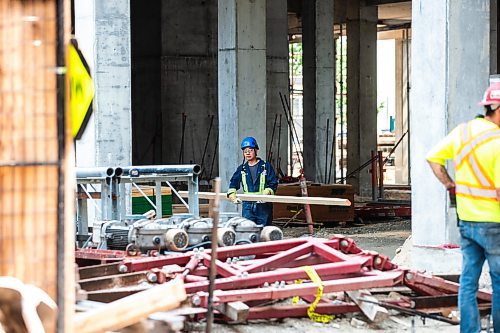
[227,137,278,226]
[426,81,500,333]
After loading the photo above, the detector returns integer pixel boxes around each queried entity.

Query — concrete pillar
[346,0,377,196]
[491,0,498,74]
[266,0,289,176]
[218,0,266,198]
[302,0,335,183]
[411,0,490,273]
[395,33,410,185]
[74,0,132,167]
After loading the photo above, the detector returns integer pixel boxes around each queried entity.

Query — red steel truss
[76,236,492,322]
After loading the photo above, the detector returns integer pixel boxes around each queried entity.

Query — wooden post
[299,174,314,236]
[206,178,221,333]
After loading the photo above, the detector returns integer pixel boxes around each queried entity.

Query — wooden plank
[215,301,249,322]
[73,280,186,333]
[178,191,351,206]
[346,290,388,323]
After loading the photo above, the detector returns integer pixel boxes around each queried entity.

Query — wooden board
[273,184,355,222]
[346,290,388,323]
[74,280,186,333]
[178,191,351,206]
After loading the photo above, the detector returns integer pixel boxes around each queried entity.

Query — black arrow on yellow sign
[68,38,94,140]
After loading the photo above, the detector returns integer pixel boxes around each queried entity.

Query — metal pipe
[76,167,115,178]
[121,164,202,177]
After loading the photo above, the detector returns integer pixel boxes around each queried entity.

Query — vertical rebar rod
[206,177,221,333]
[340,24,345,183]
[325,118,329,183]
[371,150,378,202]
[378,151,384,200]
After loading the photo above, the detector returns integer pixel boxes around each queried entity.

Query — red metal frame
[76,235,493,321]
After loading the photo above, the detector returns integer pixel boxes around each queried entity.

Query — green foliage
[289,43,303,76]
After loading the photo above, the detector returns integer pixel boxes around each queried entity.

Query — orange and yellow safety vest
[426,118,500,222]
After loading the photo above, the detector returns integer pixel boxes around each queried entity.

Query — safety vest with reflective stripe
[454,122,500,201]
[241,164,266,194]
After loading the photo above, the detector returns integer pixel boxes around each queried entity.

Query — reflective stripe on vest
[468,154,494,187]
[454,127,500,168]
[455,184,497,199]
[454,122,500,200]
[240,163,266,194]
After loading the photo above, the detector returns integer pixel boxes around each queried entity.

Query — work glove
[262,188,274,195]
[257,188,273,204]
[228,192,241,204]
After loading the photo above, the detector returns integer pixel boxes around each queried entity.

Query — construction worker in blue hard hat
[227,137,278,226]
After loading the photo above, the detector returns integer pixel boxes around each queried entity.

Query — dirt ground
[280,218,412,258]
[202,219,462,333]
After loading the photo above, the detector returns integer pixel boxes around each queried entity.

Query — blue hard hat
[241,137,259,150]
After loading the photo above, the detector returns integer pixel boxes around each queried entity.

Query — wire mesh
[0,0,59,299]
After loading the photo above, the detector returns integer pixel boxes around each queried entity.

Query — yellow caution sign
[68,39,94,139]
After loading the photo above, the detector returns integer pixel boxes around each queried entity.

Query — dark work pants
[242,201,273,226]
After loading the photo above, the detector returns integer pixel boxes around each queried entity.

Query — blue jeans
[458,220,500,333]
[242,201,273,226]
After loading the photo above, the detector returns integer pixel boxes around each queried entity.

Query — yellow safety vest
[452,120,500,222]
[241,164,266,195]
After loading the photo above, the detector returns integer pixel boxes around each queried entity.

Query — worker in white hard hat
[426,81,500,333]
[227,137,278,226]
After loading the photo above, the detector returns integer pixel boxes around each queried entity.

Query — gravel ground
[281,218,412,259]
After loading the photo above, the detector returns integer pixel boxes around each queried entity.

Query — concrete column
[491,0,498,74]
[74,0,132,167]
[411,0,489,273]
[346,0,377,196]
[218,0,266,197]
[395,33,410,185]
[266,0,289,176]
[302,0,335,183]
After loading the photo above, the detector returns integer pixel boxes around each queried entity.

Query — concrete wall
[131,0,219,177]
[161,0,219,176]
[131,0,289,185]
[131,0,162,165]
[132,0,218,178]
